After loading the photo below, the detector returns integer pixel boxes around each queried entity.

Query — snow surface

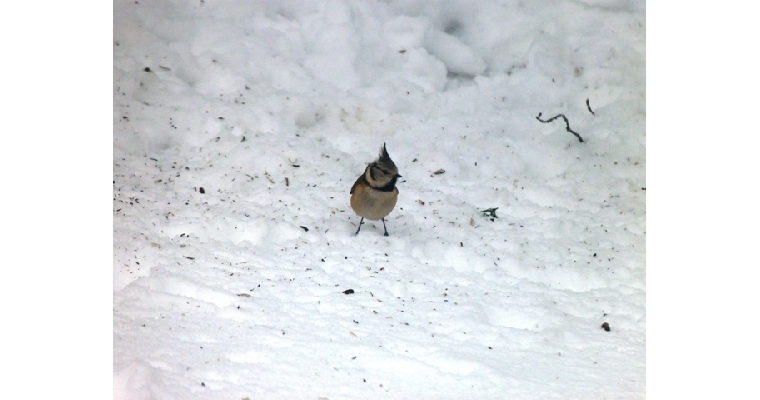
[114,0,645,398]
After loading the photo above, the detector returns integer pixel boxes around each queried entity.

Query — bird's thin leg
[382,218,389,237]
[354,217,364,236]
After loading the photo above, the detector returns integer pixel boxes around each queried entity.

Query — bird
[350,143,401,236]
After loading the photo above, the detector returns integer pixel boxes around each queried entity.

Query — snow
[114,0,645,398]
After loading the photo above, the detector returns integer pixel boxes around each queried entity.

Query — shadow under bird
[350,143,402,236]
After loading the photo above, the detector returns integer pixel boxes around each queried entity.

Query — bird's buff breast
[351,186,398,220]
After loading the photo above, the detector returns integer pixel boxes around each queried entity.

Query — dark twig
[536,112,584,143]
[586,98,596,116]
